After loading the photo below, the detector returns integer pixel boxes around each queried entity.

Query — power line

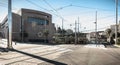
[0,1,8,5]
[67,14,116,26]
[0,2,7,4]
[25,0,65,20]
[0,2,7,7]
[42,0,59,13]
[49,4,72,11]
[0,5,7,8]
[48,4,115,12]
[71,4,114,12]
[25,0,50,11]
[25,0,70,24]
[83,15,116,23]
[42,0,64,20]
[81,26,109,32]
[42,0,71,30]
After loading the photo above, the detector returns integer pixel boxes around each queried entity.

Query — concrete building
[0,8,56,42]
[86,31,107,43]
[110,25,119,33]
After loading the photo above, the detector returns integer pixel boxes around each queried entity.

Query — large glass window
[28,17,49,25]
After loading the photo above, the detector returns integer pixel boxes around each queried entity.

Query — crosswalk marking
[84,44,108,50]
[0,45,73,65]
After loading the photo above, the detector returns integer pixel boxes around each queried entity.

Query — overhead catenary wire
[0,2,7,8]
[49,4,115,12]
[2,0,118,33]
[42,0,68,21]
[42,0,69,30]
[26,0,65,19]
[25,0,68,22]
[0,5,7,8]
[0,0,8,4]
[81,26,110,32]
[42,0,61,15]
[67,14,116,26]
[49,4,72,11]
[71,4,114,12]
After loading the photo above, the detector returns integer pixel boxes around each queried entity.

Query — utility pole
[78,17,79,33]
[115,0,118,45]
[62,19,64,37]
[75,20,77,45]
[78,17,79,43]
[7,0,13,49]
[94,11,97,46]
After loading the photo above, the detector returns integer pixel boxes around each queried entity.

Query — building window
[28,17,49,25]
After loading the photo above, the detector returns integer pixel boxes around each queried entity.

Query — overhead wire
[0,2,7,8]
[81,26,110,32]
[25,0,67,20]
[25,0,70,24]
[10,0,119,32]
[67,14,116,26]
[49,4,72,11]
[49,4,115,12]
[71,4,114,12]
[42,0,68,21]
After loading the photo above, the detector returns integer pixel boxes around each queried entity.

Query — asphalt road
[0,43,120,65]
[40,44,120,65]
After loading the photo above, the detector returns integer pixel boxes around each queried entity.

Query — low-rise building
[0,8,56,42]
[86,31,107,43]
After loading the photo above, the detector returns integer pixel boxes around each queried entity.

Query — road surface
[0,42,120,65]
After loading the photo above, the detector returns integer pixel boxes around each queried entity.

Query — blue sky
[0,0,120,32]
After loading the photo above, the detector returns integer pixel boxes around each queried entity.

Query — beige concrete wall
[1,8,56,42]
[12,13,21,41]
[21,9,55,42]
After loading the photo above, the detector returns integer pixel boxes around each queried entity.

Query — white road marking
[84,44,108,50]
[0,44,73,65]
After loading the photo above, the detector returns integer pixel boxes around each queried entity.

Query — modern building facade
[0,9,56,42]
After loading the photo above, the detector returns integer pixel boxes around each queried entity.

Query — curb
[114,45,120,48]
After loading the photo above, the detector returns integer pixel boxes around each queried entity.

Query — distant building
[86,31,107,43]
[86,32,96,42]
[0,8,56,42]
[110,25,119,33]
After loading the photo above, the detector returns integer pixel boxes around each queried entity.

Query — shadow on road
[8,49,67,65]
[0,47,9,52]
[102,44,119,48]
